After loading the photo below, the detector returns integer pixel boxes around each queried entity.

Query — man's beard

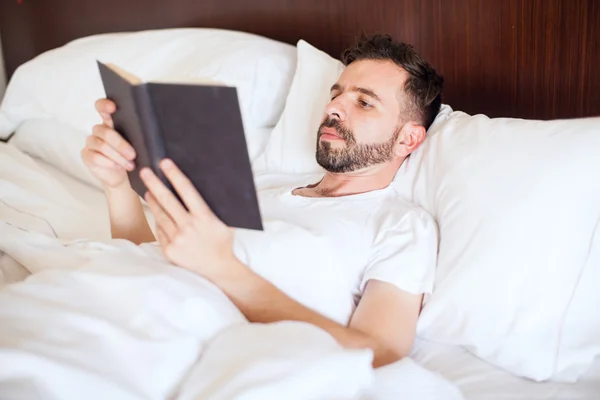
[315,117,400,173]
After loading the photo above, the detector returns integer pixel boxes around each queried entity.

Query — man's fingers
[140,167,190,226]
[82,149,118,169]
[86,134,134,171]
[101,114,114,129]
[159,159,212,217]
[155,225,170,247]
[145,192,178,242]
[92,124,136,161]
[95,99,116,129]
[95,98,116,114]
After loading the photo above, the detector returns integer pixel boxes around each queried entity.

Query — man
[82,34,444,368]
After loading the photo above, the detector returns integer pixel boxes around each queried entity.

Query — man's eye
[359,100,372,108]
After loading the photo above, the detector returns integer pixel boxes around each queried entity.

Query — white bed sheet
[411,338,600,400]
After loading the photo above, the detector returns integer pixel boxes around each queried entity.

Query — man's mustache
[318,117,355,143]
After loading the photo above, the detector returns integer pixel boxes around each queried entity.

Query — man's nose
[325,96,347,121]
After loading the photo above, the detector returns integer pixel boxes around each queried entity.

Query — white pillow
[253,40,345,174]
[10,118,273,189]
[393,109,600,382]
[0,28,297,139]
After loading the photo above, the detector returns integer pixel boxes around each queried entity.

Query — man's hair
[342,34,444,130]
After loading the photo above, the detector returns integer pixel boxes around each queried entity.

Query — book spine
[131,84,170,189]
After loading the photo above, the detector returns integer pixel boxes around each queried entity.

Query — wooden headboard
[1,0,598,120]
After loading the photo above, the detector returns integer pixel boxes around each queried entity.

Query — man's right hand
[81,99,137,189]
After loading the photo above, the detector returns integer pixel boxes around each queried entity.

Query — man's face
[316,59,410,173]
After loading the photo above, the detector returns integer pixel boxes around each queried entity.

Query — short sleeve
[360,208,438,295]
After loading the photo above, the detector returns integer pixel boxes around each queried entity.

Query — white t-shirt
[233,179,438,326]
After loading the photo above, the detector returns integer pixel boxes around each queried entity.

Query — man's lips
[319,127,343,140]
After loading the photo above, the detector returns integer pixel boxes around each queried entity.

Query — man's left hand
[139,158,242,280]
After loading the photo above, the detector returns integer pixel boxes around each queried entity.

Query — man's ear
[395,122,426,157]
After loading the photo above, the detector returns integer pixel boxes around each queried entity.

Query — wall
[0,0,598,119]
[0,29,6,100]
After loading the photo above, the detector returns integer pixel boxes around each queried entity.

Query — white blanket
[0,142,463,399]
[0,222,462,400]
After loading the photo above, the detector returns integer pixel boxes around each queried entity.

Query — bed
[2,133,599,399]
[5,126,598,400]
[1,1,599,399]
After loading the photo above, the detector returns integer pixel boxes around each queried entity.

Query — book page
[103,63,143,85]
[149,76,228,86]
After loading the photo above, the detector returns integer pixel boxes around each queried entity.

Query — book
[97,61,263,231]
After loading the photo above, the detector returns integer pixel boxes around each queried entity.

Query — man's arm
[105,184,156,245]
[211,264,422,367]
[139,159,423,367]
[348,280,422,365]
[81,99,156,245]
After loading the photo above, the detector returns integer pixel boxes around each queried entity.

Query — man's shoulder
[376,187,437,233]
[383,186,433,219]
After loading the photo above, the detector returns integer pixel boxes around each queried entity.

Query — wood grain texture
[0,0,598,120]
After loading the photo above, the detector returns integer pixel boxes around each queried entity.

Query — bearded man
[82,34,444,367]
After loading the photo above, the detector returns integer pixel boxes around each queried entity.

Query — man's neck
[299,161,402,198]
